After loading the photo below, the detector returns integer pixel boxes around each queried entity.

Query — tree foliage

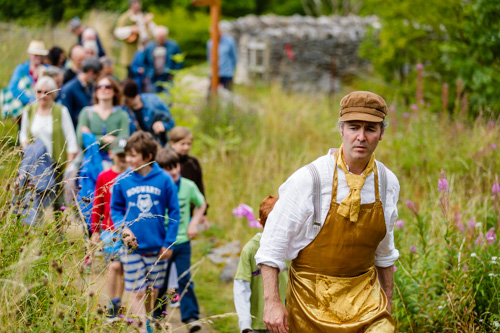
[360,0,500,116]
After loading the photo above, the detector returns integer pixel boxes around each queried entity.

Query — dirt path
[79,255,212,333]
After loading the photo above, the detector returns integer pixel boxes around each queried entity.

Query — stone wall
[224,14,380,92]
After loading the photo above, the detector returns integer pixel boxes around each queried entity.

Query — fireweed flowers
[233,203,261,228]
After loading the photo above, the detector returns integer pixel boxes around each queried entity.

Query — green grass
[1,19,499,332]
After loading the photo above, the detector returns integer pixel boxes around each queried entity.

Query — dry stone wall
[225,14,380,92]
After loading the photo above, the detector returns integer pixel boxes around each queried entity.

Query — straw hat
[27,40,49,56]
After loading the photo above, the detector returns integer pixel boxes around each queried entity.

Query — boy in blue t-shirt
[110,131,180,332]
[154,148,207,333]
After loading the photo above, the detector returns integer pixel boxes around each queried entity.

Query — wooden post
[193,0,220,95]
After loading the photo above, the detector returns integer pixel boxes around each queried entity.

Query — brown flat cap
[339,91,387,122]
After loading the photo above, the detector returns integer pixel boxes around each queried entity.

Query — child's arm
[110,178,127,231]
[234,279,253,332]
[162,177,181,252]
[187,201,207,239]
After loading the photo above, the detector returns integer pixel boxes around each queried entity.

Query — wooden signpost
[193,0,221,95]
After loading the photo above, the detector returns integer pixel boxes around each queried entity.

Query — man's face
[130,1,141,13]
[29,54,44,67]
[126,148,151,170]
[155,32,167,45]
[340,120,383,166]
[165,163,181,183]
[71,47,87,70]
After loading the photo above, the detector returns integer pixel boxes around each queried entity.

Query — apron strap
[306,163,322,236]
[375,160,387,210]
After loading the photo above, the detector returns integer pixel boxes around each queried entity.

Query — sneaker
[186,318,202,333]
[108,298,122,319]
[169,300,180,308]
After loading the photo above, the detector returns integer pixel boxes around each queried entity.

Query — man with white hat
[6,40,49,109]
[256,91,400,332]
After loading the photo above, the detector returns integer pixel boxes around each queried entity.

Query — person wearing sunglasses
[18,76,78,223]
[76,75,130,167]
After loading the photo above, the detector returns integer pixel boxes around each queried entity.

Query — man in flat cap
[256,91,400,333]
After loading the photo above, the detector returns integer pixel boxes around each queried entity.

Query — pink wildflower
[467,219,475,231]
[491,143,497,150]
[233,204,261,228]
[127,318,134,323]
[438,178,449,192]
[486,228,497,245]
[172,294,180,302]
[393,265,398,272]
[410,245,417,253]
[406,200,417,214]
[492,182,500,195]
[60,206,66,211]
[162,311,168,315]
[395,220,404,230]
[416,63,424,69]
[389,105,395,112]
[410,104,418,111]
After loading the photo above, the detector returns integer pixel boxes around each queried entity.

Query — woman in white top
[19,76,78,215]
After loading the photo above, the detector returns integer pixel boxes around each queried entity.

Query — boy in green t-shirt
[155,148,207,332]
[234,196,288,333]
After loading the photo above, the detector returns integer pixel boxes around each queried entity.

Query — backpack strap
[376,160,388,211]
[305,163,322,236]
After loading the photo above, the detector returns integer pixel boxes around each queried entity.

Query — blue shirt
[207,34,238,78]
[127,93,175,146]
[60,77,93,128]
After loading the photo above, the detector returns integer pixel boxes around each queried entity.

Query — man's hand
[263,299,288,333]
[159,247,173,260]
[261,265,289,333]
[152,121,165,134]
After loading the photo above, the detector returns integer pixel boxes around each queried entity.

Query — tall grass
[0,20,499,332]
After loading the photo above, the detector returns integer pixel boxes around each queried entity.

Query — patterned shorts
[119,248,168,292]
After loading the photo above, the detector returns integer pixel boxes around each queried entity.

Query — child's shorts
[119,248,168,292]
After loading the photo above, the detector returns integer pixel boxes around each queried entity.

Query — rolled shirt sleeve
[255,167,315,272]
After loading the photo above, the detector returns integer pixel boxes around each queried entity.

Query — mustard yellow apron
[287,155,395,332]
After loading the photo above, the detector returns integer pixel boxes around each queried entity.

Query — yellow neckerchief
[336,144,376,222]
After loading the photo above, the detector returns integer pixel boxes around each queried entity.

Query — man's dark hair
[156,148,180,170]
[125,131,158,161]
[122,79,139,98]
[82,57,102,74]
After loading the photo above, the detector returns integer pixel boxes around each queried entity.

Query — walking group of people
[3,0,402,330]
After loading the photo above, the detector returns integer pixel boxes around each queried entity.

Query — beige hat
[27,40,49,56]
[339,91,387,122]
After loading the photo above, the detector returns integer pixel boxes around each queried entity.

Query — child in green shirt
[234,196,288,333]
[155,148,207,333]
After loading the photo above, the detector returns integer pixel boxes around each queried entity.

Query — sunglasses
[96,84,113,90]
[36,90,51,95]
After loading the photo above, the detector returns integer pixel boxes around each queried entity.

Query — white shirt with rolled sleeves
[255,149,400,272]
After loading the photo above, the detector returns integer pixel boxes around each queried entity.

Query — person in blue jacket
[60,57,102,128]
[122,79,175,146]
[143,26,183,92]
[110,131,180,332]
[207,23,238,91]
